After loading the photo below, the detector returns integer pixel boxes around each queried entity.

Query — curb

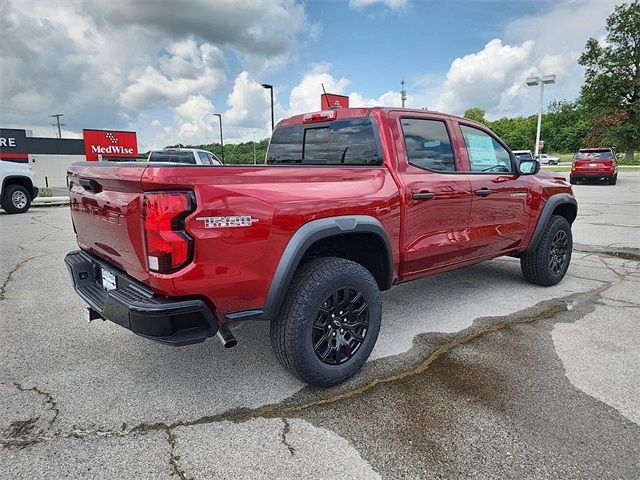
[33,196,70,206]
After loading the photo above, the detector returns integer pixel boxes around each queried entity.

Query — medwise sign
[83,129,138,161]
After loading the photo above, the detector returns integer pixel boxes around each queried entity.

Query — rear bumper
[64,250,218,346]
[572,170,615,179]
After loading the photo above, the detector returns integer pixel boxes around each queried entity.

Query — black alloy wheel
[549,230,569,275]
[313,287,369,365]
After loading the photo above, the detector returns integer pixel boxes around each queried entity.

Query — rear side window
[400,119,455,172]
[266,118,380,165]
[149,151,196,164]
[578,149,614,159]
[197,152,211,165]
[459,125,512,173]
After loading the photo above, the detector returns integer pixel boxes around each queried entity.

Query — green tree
[488,115,537,151]
[579,1,640,161]
[463,107,487,124]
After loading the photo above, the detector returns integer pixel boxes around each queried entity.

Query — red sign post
[321,93,349,110]
[83,129,138,161]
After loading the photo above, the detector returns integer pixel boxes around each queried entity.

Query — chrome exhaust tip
[216,324,238,348]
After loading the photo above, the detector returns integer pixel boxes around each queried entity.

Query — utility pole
[50,113,64,138]
[401,80,406,108]
[212,113,224,163]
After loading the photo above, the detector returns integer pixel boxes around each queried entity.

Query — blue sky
[0,0,616,149]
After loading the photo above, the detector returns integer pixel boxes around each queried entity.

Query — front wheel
[521,215,572,286]
[270,257,381,387]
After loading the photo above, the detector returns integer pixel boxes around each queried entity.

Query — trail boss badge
[196,216,259,228]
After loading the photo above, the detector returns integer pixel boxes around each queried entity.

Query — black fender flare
[2,175,36,199]
[525,194,577,253]
[226,215,393,322]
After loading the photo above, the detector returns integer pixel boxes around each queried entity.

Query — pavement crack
[0,255,47,301]
[280,417,296,456]
[166,429,191,480]
[1,381,60,448]
[30,214,64,231]
[11,382,60,430]
[0,286,612,449]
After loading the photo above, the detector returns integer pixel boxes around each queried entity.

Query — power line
[50,113,65,139]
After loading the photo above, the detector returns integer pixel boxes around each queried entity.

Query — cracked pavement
[1,173,639,479]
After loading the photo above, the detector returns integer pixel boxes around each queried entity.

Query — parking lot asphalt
[1,173,639,479]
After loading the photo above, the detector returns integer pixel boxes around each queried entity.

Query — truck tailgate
[68,163,149,282]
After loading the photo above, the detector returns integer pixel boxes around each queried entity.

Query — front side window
[266,118,380,165]
[400,119,455,172]
[460,125,512,173]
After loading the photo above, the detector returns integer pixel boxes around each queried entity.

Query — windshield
[514,152,533,161]
[266,118,380,165]
[149,151,196,164]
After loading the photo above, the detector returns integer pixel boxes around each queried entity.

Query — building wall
[29,154,85,187]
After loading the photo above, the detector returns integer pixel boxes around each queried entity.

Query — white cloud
[349,0,408,9]
[287,64,411,116]
[0,0,310,143]
[432,39,535,115]
[288,64,351,114]
[86,0,307,57]
[120,40,226,110]
[225,72,272,129]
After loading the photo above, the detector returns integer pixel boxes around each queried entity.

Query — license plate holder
[101,268,117,291]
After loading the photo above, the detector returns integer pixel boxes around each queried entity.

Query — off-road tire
[270,257,381,387]
[521,215,572,286]
[1,184,31,214]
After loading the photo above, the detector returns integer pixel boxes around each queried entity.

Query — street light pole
[261,83,274,131]
[526,74,556,158]
[212,113,224,163]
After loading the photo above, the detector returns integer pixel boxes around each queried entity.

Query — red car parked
[65,107,577,386]
[570,148,618,185]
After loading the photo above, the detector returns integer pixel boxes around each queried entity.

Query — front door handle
[413,192,435,200]
[474,188,493,197]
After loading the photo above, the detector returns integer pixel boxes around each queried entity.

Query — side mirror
[518,158,540,175]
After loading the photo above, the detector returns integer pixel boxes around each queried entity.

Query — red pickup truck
[65,107,577,387]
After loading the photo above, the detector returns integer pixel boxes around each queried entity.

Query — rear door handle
[474,188,493,197]
[412,192,435,201]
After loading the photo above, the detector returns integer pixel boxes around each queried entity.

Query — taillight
[143,191,195,273]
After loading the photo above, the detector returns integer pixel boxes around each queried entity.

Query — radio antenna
[321,83,331,109]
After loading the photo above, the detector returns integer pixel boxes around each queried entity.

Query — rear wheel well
[552,202,577,224]
[300,233,391,290]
